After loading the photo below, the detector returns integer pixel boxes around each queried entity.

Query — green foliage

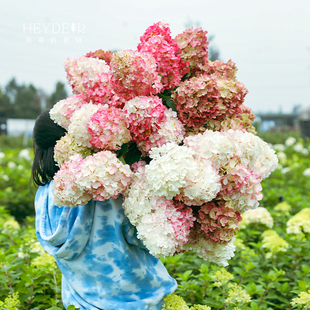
[0,148,35,222]
[0,135,33,149]
[256,130,301,145]
[1,136,310,309]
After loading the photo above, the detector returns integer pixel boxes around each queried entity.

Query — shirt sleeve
[34,183,95,261]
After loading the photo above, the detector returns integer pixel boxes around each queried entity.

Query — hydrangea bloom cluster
[198,200,242,244]
[123,166,195,257]
[162,293,211,310]
[110,50,162,100]
[51,21,278,266]
[53,152,132,207]
[138,22,187,90]
[174,28,209,75]
[50,94,85,129]
[64,56,114,105]
[87,107,131,150]
[225,283,252,306]
[124,96,167,143]
[54,133,93,167]
[286,208,310,234]
[261,230,289,258]
[85,49,113,65]
[239,207,274,229]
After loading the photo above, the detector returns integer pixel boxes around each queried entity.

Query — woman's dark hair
[31,110,67,186]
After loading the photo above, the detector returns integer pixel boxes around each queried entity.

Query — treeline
[0,78,68,119]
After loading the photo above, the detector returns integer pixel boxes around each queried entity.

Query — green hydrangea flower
[162,294,189,310]
[0,292,20,310]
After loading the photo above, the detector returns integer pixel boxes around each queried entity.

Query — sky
[1,0,310,114]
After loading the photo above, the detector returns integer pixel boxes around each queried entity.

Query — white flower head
[285,137,296,147]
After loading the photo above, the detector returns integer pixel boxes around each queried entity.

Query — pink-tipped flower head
[124,96,167,143]
[174,28,209,75]
[50,94,86,130]
[138,22,188,90]
[53,154,92,207]
[198,200,242,244]
[85,49,113,65]
[172,74,221,128]
[64,56,115,106]
[87,107,131,151]
[110,50,163,101]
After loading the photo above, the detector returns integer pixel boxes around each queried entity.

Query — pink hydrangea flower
[85,49,113,65]
[75,151,133,202]
[174,27,209,75]
[197,59,238,80]
[138,21,173,46]
[220,163,258,197]
[197,200,242,244]
[172,74,221,128]
[110,50,163,101]
[138,22,188,90]
[124,96,167,143]
[137,108,185,156]
[87,107,131,150]
[130,160,147,173]
[64,56,117,106]
[53,154,92,207]
[50,94,86,130]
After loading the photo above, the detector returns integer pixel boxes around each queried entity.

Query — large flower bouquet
[50,22,278,266]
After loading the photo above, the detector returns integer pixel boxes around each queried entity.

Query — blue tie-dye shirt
[35,181,177,310]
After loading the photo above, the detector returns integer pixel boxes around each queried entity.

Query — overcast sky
[1,0,310,113]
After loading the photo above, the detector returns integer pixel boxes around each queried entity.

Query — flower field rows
[0,134,310,309]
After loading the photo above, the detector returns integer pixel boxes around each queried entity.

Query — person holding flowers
[32,21,278,310]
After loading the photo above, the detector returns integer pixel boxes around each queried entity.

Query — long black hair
[31,110,67,186]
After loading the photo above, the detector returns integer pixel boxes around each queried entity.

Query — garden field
[0,132,310,310]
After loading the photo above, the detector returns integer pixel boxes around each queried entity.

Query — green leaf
[251,301,258,310]
[298,280,307,291]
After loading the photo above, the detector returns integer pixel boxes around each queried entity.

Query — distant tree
[2,78,42,119]
[47,81,68,109]
[0,87,14,118]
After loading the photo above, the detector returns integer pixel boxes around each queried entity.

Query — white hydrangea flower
[303,168,310,176]
[0,152,5,159]
[231,130,278,180]
[293,143,304,153]
[183,237,236,267]
[281,167,290,174]
[145,143,197,199]
[176,157,221,206]
[285,137,296,147]
[68,103,107,148]
[272,144,285,151]
[239,207,274,229]
[185,130,234,169]
[123,167,195,257]
[145,143,221,204]
[7,161,16,169]
[18,149,31,160]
